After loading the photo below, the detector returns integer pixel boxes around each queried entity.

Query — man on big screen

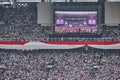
[88,15,97,26]
[56,15,65,25]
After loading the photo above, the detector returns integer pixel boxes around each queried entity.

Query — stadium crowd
[0,4,120,41]
[0,3,120,80]
[0,49,120,80]
[102,26,120,39]
[0,4,52,41]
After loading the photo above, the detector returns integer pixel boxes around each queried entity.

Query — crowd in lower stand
[0,49,120,80]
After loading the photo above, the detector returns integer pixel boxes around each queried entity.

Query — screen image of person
[56,15,65,26]
[88,15,96,26]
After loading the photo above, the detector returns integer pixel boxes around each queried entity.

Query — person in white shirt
[88,15,96,25]
[56,15,65,25]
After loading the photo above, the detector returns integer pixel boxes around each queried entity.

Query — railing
[0,37,120,42]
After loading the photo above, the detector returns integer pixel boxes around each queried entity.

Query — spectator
[0,49,120,80]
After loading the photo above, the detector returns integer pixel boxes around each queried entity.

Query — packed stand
[0,4,120,41]
[0,4,52,41]
[102,26,120,39]
[0,49,120,80]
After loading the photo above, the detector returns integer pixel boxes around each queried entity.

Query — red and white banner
[0,41,120,50]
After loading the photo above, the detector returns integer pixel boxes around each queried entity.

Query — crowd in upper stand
[0,4,52,41]
[102,26,120,39]
[0,49,120,80]
[0,4,120,41]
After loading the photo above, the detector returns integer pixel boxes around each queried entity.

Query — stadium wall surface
[105,2,120,24]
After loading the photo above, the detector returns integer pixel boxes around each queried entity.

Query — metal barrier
[0,37,120,42]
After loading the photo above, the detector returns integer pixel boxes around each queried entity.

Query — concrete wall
[105,2,120,24]
[37,2,53,25]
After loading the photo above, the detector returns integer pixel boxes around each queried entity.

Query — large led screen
[55,11,98,33]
